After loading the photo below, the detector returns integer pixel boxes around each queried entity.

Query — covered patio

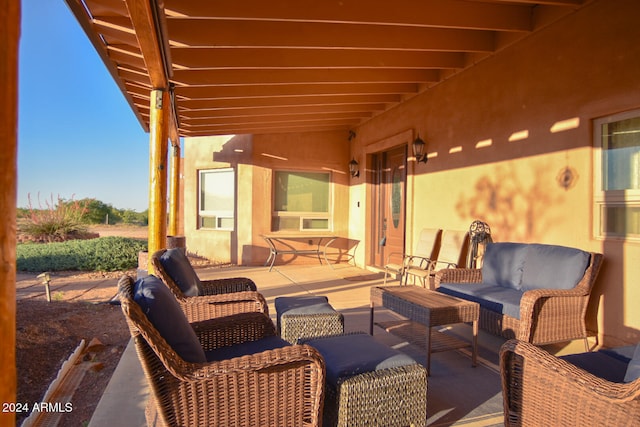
[89,262,593,427]
[2,0,640,424]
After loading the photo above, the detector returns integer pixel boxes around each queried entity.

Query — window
[594,109,640,239]
[199,168,234,230]
[272,171,331,231]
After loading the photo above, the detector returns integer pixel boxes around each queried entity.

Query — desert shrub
[20,194,90,242]
[17,236,148,272]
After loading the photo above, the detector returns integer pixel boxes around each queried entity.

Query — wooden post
[147,89,169,269]
[168,142,180,237]
[0,1,19,424]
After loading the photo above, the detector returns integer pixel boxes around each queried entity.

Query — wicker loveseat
[434,242,603,348]
[500,339,640,426]
[118,275,325,426]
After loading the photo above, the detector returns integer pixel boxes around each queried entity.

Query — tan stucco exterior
[184,0,640,346]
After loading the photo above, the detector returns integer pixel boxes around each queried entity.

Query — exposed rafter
[67,0,589,137]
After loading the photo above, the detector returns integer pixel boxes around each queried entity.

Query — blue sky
[18,1,151,212]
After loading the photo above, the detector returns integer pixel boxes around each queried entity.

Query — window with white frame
[199,168,235,230]
[272,170,331,231]
[594,109,640,239]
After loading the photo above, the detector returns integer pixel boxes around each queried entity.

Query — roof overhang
[65,0,590,137]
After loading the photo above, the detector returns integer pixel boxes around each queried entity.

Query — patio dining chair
[404,230,469,288]
[118,275,326,427]
[383,228,441,286]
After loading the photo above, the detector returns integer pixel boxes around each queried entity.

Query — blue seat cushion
[134,275,206,363]
[159,248,203,297]
[302,333,417,386]
[521,244,590,291]
[481,243,527,290]
[438,283,523,319]
[561,347,632,383]
[624,343,640,383]
[275,295,335,325]
[205,335,290,362]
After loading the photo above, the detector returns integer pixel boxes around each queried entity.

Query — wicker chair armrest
[188,344,326,380]
[192,311,277,351]
[434,268,482,286]
[200,278,257,294]
[179,291,269,322]
[500,339,640,404]
[517,287,590,342]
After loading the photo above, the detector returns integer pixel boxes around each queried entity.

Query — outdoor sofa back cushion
[159,248,203,297]
[624,343,640,382]
[481,243,527,290]
[133,275,207,363]
[520,244,590,291]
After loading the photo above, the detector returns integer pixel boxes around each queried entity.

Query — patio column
[0,0,19,423]
[148,89,169,267]
[168,142,180,237]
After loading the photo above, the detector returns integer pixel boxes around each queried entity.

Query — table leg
[369,301,375,335]
[322,237,338,269]
[471,319,478,367]
[262,236,278,271]
[426,325,432,376]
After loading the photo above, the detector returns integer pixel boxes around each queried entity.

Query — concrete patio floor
[88,262,591,427]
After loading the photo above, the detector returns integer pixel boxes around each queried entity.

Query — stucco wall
[184,131,350,266]
[349,0,640,345]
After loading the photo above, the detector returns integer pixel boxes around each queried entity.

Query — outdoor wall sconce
[349,158,360,178]
[413,135,428,163]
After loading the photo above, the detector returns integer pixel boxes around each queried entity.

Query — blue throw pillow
[133,275,206,363]
[521,244,590,291]
[481,243,527,290]
[159,248,203,297]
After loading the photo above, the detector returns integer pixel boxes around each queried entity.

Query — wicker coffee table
[370,285,479,374]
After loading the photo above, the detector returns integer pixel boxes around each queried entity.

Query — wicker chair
[118,275,326,427]
[434,251,603,348]
[500,339,640,426]
[151,248,269,321]
[151,248,257,296]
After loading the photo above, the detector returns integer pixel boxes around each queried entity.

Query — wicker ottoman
[275,295,344,343]
[303,333,427,427]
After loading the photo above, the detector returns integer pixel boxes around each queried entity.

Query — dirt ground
[15,225,147,426]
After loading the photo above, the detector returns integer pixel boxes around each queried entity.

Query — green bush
[17,236,148,272]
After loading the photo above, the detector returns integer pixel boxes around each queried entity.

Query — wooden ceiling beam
[166,20,495,53]
[177,94,401,111]
[123,0,167,87]
[173,82,419,99]
[163,0,534,32]
[179,103,387,119]
[171,69,440,86]
[181,111,373,127]
[182,118,356,130]
[170,48,466,70]
[180,123,351,137]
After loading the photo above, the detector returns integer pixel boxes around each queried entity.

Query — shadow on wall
[454,163,568,242]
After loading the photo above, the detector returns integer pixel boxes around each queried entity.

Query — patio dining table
[261,233,338,271]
